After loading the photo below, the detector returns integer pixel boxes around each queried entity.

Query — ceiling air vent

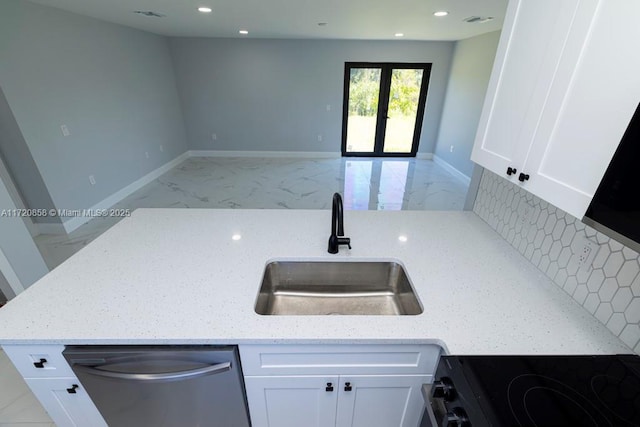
[463,16,494,24]
[133,11,166,18]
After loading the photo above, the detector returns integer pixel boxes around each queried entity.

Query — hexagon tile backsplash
[474,169,640,353]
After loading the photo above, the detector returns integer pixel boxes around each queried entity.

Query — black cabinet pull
[325,382,334,392]
[518,173,530,182]
[344,382,352,391]
[33,358,47,368]
[66,384,79,394]
[506,167,517,176]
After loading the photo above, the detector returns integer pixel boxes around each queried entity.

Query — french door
[341,63,432,157]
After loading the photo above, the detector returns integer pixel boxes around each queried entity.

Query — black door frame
[341,62,432,158]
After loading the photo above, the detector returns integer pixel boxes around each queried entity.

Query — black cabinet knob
[432,377,456,401]
[445,407,470,427]
[66,384,79,394]
[325,382,334,392]
[344,382,352,391]
[506,167,517,176]
[518,172,530,182]
[33,358,47,368]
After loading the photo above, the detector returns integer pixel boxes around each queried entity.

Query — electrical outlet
[574,235,598,270]
[159,145,164,152]
[89,175,96,186]
[317,135,323,142]
[60,125,70,137]
[212,133,217,141]
[326,105,331,111]
[145,152,149,159]
[450,145,454,152]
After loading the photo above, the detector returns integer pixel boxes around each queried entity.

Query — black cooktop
[456,355,640,426]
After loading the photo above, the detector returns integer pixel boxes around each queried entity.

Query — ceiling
[26,0,508,40]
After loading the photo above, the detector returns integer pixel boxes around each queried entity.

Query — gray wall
[0,86,59,224]
[170,38,455,154]
[0,0,188,213]
[0,174,48,292]
[434,31,501,177]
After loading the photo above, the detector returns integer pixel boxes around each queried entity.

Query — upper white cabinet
[472,0,640,219]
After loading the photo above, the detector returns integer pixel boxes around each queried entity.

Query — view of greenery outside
[346,68,424,153]
[346,68,380,152]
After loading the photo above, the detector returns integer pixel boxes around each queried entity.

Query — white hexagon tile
[474,170,640,352]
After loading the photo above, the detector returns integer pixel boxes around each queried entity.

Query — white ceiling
[27,0,507,40]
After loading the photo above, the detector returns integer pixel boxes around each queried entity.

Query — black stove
[427,355,640,427]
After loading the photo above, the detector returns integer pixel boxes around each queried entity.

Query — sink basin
[255,261,423,315]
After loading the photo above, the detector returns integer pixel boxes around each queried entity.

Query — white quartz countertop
[0,209,631,355]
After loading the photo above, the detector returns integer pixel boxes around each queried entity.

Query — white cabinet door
[245,375,339,427]
[335,375,428,427]
[521,0,640,219]
[472,0,590,178]
[24,378,107,427]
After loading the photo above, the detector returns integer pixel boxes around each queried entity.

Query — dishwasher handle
[74,361,231,382]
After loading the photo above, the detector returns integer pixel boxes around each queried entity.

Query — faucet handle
[338,237,351,250]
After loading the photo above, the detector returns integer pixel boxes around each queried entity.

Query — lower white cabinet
[245,375,339,427]
[240,344,439,427]
[24,378,107,427]
[335,375,427,427]
[2,345,107,427]
[245,374,427,427]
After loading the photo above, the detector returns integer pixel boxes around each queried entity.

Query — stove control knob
[444,407,470,427]
[432,377,456,401]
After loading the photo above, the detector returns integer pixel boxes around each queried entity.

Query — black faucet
[328,193,351,254]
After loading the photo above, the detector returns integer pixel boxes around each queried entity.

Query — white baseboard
[60,152,191,234]
[416,153,434,160]
[36,222,67,235]
[188,150,342,159]
[433,155,471,186]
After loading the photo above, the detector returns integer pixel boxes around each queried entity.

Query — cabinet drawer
[2,345,75,378]
[239,344,441,376]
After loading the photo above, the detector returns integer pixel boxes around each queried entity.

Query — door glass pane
[345,68,381,153]
[383,69,424,153]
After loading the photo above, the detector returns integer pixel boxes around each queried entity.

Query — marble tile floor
[34,156,469,270]
[0,350,53,427]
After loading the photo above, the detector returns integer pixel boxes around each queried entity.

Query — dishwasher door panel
[63,346,251,427]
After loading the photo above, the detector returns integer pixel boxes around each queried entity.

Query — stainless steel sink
[255,261,423,315]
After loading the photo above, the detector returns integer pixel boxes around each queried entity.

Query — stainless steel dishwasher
[63,345,251,427]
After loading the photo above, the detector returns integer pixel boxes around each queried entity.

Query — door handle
[75,361,231,382]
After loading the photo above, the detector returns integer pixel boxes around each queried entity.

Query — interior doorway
[341,63,432,157]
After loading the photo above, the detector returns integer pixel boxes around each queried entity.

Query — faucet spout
[328,193,351,254]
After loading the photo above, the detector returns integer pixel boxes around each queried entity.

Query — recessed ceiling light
[395,33,404,37]
[434,11,449,17]
[198,7,212,13]
[232,234,242,241]
[239,30,249,35]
